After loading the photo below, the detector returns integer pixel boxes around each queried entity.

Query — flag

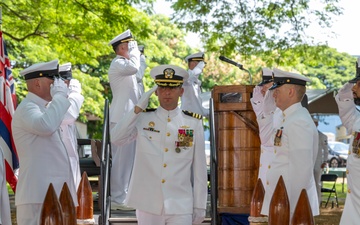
[0,30,18,192]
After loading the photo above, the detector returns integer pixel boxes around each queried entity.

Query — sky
[154,0,360,55]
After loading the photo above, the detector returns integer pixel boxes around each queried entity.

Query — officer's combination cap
[258,67,273,86]
[108,29,134,48]
[185,52,205,63]
[269,68,311,90]
[20,59,59,80]
[150,65,189,87]
[349,57,360,83]
[59,62,72,80]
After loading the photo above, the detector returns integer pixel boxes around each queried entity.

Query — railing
[209,97,218,225]
[99,99,111,225]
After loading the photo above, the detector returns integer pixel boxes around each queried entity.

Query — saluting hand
[50,78,69,98]
[136,85,158,111]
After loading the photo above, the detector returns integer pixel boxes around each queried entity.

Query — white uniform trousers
[16,204,41,225]
[136,209,192,225]
[110,122,136,204]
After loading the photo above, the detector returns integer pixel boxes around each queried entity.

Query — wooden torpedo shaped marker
[40,183,64,225]
[249,178,268,225]
[76,172,95,224]
[290,189,315,225]
[268,176,290,225]
[59,182,77,225]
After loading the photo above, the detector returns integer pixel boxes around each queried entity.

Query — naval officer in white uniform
[111,65,208,225]
[181,52,208,117]
[59,62,84,189]
[260,68,319,221]
[12,59,77,225]
[108,29,145,210]
[336,57,360,225]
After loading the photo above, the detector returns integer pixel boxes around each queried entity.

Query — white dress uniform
[261,103,319,219]
[108,29,141,205]
[136,54,147,96]
[314,130,329,205]
[111,106,208,218]
[12,60,77,225]
[181,52,209,117]
[60,85,84,190]
[335,93,360,225]
[0,146,11,225]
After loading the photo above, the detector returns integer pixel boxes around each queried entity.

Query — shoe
[111,202,135,211]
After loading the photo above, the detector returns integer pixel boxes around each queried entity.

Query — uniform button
[163,163,167,167]
[164,148,168,152]
[268,165,271,169]
[149,136,152,139]
[167,132,170,136]
[168,118,171,122]
[162,179,165,183]
[348,150,351,155]
[274,150,277,154]
[348,188,351,193]
[266,181,269,185]
[346,169,349,174]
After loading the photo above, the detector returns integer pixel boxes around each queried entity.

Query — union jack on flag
[0,30,18,192]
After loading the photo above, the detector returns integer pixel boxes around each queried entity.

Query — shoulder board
[143,108,157,112]
[182,110,203,120]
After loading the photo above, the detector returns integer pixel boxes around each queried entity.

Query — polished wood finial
[76,171,93,220]
[291,189,315,225]
[40,183,64,225]
[59,182,77,225]
[268,176,290,225]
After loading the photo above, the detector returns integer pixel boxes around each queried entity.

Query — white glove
[337,82,353,101]
[192,208,205,224]
[50,78,69,98]
[136,85,158,110]
[190,61,205,78]
[69,79,82,94]
[252,86,263,104]
[262,89,276,115]
[128,40,138,51]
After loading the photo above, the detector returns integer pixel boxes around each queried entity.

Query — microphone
[219,56,243,69]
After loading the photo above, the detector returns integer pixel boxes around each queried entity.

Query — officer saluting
[260,68,319,222]
[111,65,208,225]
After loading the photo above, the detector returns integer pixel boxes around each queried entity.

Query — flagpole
[0,6,2,31]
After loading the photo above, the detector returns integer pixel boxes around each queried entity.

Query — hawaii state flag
[0,30,18,192]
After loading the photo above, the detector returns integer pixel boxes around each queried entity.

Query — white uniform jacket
[111,106,208,215]
[108,53,140,124]
[11,92,77,206]
[251,95,281,187]
[335,95,360,225]
[261,103,319,219]
[135,54,147,97]
[181,70,209,117]
[0,147,11,225]
[60,91,84,189]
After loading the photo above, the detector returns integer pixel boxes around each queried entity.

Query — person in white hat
[312,117,329,206]
[181,52,209,117]
[108,29,146,210]
[12,59,77,225]
[250,68,281,189]
[0,146,11,225]
[260,68,319,221]
[59,62,84,190]
[111,65,208,225]
[336,57,360,225]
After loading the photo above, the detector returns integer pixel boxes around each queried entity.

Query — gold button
[167,132,170,136]
[168,118,171,122]
[348,188,351,193]
[274,150,277,154]
[162,179,165,183]
[163,163,167,167]
[268,165,271,169]
[346,169,349,174]
[164,148,168,152]
[260,163,262,167]
[149,136,152,139]
[266,181,269,185]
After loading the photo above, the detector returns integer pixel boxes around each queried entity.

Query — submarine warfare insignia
[175,128,194,153]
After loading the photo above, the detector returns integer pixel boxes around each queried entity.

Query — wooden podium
[212,85,261,214]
